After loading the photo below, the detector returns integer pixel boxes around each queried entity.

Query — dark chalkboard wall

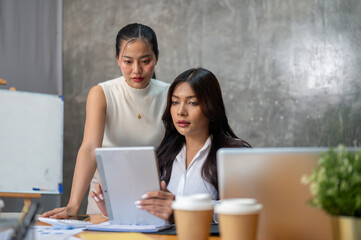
[62,0,361,213]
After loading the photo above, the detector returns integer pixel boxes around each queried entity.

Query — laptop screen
[217,148,334,240]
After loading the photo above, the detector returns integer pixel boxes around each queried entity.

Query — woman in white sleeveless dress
[41,23,170,218]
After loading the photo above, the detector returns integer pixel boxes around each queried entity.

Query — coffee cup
[215,198,262,240]
[172,194,214,240]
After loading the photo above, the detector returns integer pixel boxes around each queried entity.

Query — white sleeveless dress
[86,76,169,213]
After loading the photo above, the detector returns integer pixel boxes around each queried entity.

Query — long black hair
[157,68,251,197]
[115,23,158,78]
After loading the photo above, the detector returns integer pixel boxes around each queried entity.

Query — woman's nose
[177,103,187,116]
[133,62,141,75]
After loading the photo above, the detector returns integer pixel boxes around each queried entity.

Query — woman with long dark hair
[91,67,250,222]
[156,68,251,201]
[139,68,250,221]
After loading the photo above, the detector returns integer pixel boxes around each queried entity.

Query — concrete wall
[63,0,361,213]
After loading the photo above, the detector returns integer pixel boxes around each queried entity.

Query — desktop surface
[3,212,335,240]
[36,214,221,240]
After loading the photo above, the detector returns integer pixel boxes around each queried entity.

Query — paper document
[38,217,93,228]
[86,221,172,233]
[26,226,84,240]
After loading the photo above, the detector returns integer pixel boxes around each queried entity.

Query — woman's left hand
[135,181,175,222]
[90,183,108,217]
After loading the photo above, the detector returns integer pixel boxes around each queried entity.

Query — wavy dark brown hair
[157,68,251,198]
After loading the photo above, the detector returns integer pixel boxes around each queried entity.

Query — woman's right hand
[39,205,78,219]
[90,183,108,217]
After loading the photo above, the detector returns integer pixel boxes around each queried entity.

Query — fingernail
[94,196,99,202]
[136,205,142,209]
[99,194,104,200]
[134,201,141,205]
[141,194,148,199]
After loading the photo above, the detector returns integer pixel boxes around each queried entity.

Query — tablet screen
[95,146,165,225]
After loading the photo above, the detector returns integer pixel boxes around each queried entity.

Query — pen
[32,188,51,191]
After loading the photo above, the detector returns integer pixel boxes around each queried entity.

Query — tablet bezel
[95,146,165,225]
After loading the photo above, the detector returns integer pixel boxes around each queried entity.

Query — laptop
[217,147,342,240]
[95,146,166,226]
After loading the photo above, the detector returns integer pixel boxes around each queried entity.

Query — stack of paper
[86,221,172,233]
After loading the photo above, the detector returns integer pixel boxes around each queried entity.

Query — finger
[49,210,68,219]
[160,181,169,192]
[90,187,107,216]
[142,190,174,200]
[94,184,104,200]
[40,207,64,218]
[136,200,174,217]
[146,209,173,222]
[90,190,101,203]
[140,203,172,213]
[40,211,54,218]
[137,198,173,208]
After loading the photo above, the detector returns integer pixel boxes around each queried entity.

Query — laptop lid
[217,147,340,240]
[95,146,165,225]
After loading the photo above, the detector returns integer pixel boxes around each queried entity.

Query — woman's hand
[135,181,175,222]
[89,183,108,217]
[39,205,78,219]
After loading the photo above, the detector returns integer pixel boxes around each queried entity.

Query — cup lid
[172,194,214,211]
[215,198,262,215]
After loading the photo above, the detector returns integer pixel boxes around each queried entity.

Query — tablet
[95,146,165,225]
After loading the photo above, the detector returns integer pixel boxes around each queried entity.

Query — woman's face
[117,39,157,89]
[170,82,210,140]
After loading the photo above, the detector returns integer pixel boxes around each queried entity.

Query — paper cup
[172,194,214,240]
[215,198,262,240]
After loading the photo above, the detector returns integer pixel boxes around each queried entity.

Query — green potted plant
[302,145,361,240]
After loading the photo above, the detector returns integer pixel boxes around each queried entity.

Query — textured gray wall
[63,0,361,213]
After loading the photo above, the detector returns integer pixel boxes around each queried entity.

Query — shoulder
[85,85,106,114]
[87,85,106,103]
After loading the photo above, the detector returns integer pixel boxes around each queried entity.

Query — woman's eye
[123,60,132,64]
[141,59,150,64]
[189,101,198,106]
[171,101,179,105]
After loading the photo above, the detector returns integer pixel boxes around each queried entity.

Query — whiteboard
[0,90,63,193]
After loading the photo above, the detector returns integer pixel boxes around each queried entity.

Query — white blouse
[167,136,218,200]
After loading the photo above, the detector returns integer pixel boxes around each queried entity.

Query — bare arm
[41,85,106,218]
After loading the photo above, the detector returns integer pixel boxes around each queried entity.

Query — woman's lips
[132,77,144,82]
[177,121,190,127]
